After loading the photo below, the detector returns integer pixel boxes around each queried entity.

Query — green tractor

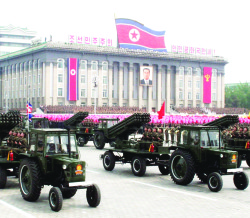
[18,128,101,211]
[169,117,249,192]
[100,113,170,176]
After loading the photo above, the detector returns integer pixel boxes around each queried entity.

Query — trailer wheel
[234,172,249,190]
[61,188,77,199]
[170,150,195,185]
[94,131,105,149]
[103,151,115,171]
[19,159,41,201]
[158,154,170,175]
[49,187,63,212]
[207,172,223,192]
[0,166,7,189]
[86,184,101,207]
[131,156,146,177]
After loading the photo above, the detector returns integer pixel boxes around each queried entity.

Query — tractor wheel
[237,155,242,168]
[61,188,77,199]
[131,156,146,177]
[207,172,223,192]
[158,154,170,175]
[169,149,195,185]
[19,159,41,202]
[93,131,105,149]
[246,153,250,167]
[0,166,7,189]
[86,184,101,207]
[49,187,63,212]
[103,151,116,171]
[233,172,249,190]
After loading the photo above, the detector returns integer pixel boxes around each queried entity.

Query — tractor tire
[49,187,63,212]
[19,159,41,202]
[158,154,170,175]
[103,151,116,171]
[169,149,195,185]
[93,131,105,149]
[86,184,101,207]
[234,172,249,190]
[61,188,77,199]
[131,156,146,177]
[207,172,223,192]
[0,166,7,189]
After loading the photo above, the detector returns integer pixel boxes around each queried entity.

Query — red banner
[203,67,212,104]
[67,58,78,101]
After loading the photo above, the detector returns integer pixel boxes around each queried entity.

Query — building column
[175,68,180,108]
[157,65,162,111]
[217,71,222,108]
[118,63,123,107]
[192,68,196,108]
[221,71,225,108]
[128,64,133,107]
[200,70,204,108]
[166,67,171,113]
[184,68,188,107]
[98,63,103,107]
[108,62,113,107]
[87,62,92,106]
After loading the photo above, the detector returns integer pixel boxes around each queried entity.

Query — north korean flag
[115,18,167,52]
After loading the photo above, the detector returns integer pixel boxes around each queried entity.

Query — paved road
[1,142,250,218]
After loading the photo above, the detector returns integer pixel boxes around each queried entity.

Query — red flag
[157,101,165,119]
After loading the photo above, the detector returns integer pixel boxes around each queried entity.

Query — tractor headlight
[62,164,67,170]
[220,154,224,158]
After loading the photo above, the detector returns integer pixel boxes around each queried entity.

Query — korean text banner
[115,18,167,52]
[203,67,212,104]
[67,58,79,101]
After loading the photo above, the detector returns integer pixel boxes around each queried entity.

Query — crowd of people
[39,105,146,114]
[222,124,250,140]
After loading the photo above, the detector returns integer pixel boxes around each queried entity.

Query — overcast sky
[1,0,249,84]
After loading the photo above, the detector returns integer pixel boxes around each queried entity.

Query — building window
[188,92,192,100]
[80,60,87,70]
[103,76,108,84]
[91,61,98,71]
[38,74,41,84]
[81,89,86,97]
[196,68,201,76]
[212,93,216,101]
[196,80,200,89]
[196,92,200,100]
[33,75,36,83]
[188,80,192,89]
[81,102,86,106]
[57,59,64,69]
[33,89,36,97]
[38,88,40,97]
[103,89,108,98]
[179,91,183,100]
[58,88,63,96]
[102,61,108,71]
[179,67,184,76]
[187,67,192,76]
[58,74,63,83]
[80,75,86,83]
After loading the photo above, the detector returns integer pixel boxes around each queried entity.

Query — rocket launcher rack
[63,112,89,129]
[106,113,151,139]
[0,111,21,142]
[203,115,239,130]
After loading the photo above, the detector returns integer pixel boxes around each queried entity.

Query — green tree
[225,83,250,109]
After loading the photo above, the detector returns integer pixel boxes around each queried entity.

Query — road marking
[0,200,35,218]
[86,169,100,174]
[130,180,217,201]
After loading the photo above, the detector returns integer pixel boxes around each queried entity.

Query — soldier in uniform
[238,126,244,138]
[141,126,148,141]
[243,127,249,139]
[151,127,158,142]
[231,125,238,138]
[156,128,164,146]
[146,128,153,141]
[165,127,169,143]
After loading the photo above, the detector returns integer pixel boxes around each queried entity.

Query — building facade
[0,25,36,56]
[0,41,227,113]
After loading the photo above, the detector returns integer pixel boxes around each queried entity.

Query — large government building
[0,41,227,113]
